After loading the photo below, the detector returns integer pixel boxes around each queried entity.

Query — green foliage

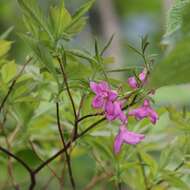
[0,26,14,40]
[18,0,55,41]
[165,0,190,36]
[1,60,17,83]
[0,40,12,58]
[149,38,190,88]
[165,0,190,35]
[150,0,190,88]
[49,4,72,38]
[0,1,190,190]
[154,85,190,106]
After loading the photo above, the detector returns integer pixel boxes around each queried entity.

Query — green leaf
[0,40,12,58]
[20,34,59,84]
[16,149,41,167]
[49,5,72,38]
[0,26,14,40]
[149,38,190,88]
[66,49,98,65]
[163,175,189,190]
[18,0,54,41]
[165,0,190,36]
[71,0,95,24]
[159,146,173,169]
[36,44,58,80]
[1,61,17,83]
[181,2,190,35]
[140,151,158,178]
[65,17,87,37]
[86,137,114,160]
[65,0,95,31]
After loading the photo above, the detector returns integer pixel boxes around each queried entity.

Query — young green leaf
[1,61,17,83]
[49,5,72,38]
[0,40,12,58]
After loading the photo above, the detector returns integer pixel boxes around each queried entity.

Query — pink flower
[114,125,145,154]
[128,99,158,124]
[127,77,138,89]
[105,100,127,123]
[128,69,147,89]
[90,81,117,109]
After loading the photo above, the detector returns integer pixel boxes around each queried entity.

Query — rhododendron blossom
[128,99,158,124]
[128,69,147,89]
[114,125,145,154]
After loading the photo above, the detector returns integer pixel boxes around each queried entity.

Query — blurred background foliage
[0,0,190,190]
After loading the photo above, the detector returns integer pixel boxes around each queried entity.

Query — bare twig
[56,102,76,190]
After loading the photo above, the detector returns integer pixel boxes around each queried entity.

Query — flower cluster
[90,70,158,154]
[90,81,127,123]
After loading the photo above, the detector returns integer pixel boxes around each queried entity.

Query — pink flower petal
[90,82,101,94]
[128,100,158,124]
[119,112,127,124]
[92,95,104,108]
[114,125,144,154]
[143,99,150,107]
[139,69,147,82]
[123,130,145,144]
[128,77,138,89]
[105,101,116,121]
[114,131,123,154]
[108,90,118,101]
[148,109,159,124]
[99,81,109,91]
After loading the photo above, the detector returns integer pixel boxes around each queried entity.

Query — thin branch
[56,102,76,190]
[57,55,77,121]
[29,140,61,182]
[1,112,20,190]
[78,112,104,123]
[0,146,32,173]
[34,95,139,175]
[78,93,138,123]
[0,57,32,113]
[0,147,36,190]
[76,94,86,120]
